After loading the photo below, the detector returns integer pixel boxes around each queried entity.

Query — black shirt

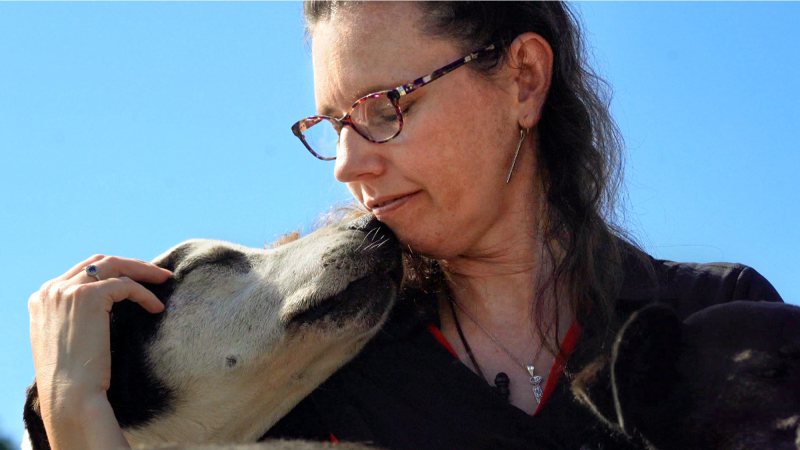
[266,255,783,449]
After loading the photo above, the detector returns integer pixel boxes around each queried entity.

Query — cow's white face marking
[775,415,799,430]
[733,349,753,363]
[773,415,800,449]
[118,222,401,447]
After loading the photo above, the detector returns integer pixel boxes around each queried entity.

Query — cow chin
[287,270,401,335]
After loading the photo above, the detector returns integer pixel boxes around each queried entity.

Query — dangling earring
[506,128,528,184]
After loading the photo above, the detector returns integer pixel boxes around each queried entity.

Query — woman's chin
[395,232,460,261]
[379,202,471,259]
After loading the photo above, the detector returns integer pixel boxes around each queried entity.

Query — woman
[276,2,782,448]
[28,2,783,449]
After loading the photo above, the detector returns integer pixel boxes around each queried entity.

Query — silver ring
[84,264,101,282]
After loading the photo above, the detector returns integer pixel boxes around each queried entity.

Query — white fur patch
[775,415,800,430]
[733,349,753,362]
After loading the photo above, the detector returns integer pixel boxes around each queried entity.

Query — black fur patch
[23,384,50,450]
[106,278,176,428]
[23,279,177,450]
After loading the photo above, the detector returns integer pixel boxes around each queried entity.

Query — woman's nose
[333,126,386,183]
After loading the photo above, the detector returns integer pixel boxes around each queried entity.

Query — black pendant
[494,372,510,401]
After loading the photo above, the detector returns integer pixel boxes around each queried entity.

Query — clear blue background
[1,2,798,445]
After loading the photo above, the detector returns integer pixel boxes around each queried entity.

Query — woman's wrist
[42,391,130,450]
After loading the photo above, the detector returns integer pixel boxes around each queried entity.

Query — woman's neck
[436,233,573,416]
[441,205,552,327]
[445,262,541,329]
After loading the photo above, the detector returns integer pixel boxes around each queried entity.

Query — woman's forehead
[309,2,461,113]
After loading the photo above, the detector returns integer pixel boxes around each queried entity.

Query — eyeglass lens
[300,92,400,160]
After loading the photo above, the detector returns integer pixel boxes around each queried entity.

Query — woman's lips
[370,192,418,218]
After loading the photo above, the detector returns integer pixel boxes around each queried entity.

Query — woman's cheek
[346,184,365,206]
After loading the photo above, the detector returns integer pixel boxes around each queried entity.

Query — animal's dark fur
[573,301,800,450]
[22,384,48,450]
[155,442,377,450]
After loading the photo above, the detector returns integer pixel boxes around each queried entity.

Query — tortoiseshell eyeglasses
[291,43,498,161]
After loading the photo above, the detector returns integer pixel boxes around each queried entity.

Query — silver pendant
[531,378,543,403]
[527,365,543,403]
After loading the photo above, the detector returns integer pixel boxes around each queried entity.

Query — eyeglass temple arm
[389,44,496,100]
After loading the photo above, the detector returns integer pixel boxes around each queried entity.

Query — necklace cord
[451,298,544,371]
[448,296,489,384]
[448,292,546,404]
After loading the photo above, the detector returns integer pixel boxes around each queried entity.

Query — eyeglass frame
[291,43,498,161]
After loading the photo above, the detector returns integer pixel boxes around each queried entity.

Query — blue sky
[1,2,798,445]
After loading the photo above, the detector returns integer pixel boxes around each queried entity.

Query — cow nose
[346,214,401,277]
[347,214,397,243]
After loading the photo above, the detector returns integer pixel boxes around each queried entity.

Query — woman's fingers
[92,277,166,313]
[30,256,168,450]
[38,255,170,320]
[58,254,106,281]
[29,274,166,388]
[71,256,172,285]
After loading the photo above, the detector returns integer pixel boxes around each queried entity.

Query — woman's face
[312,3,532,260]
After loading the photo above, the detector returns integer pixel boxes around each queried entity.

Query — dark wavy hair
[304,1,640,354]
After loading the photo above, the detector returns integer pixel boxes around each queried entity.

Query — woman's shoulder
[617,247,783,321]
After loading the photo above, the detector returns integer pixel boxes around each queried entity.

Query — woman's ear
[507,32,553,130]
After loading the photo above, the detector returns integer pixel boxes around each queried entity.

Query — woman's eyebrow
[318,81,411,117]
[317,105,340,117]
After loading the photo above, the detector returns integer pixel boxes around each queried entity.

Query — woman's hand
[29,255,172,450]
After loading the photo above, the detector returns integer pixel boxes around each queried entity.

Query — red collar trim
[535,319,581,414]
[426,322,459,357]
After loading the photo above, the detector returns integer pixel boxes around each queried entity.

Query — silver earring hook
[506,128,528,184]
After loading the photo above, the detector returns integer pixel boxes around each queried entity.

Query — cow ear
[611,304,683,436]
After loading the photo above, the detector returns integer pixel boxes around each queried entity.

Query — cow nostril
[347,214,390,235]
[347,214,380,232]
